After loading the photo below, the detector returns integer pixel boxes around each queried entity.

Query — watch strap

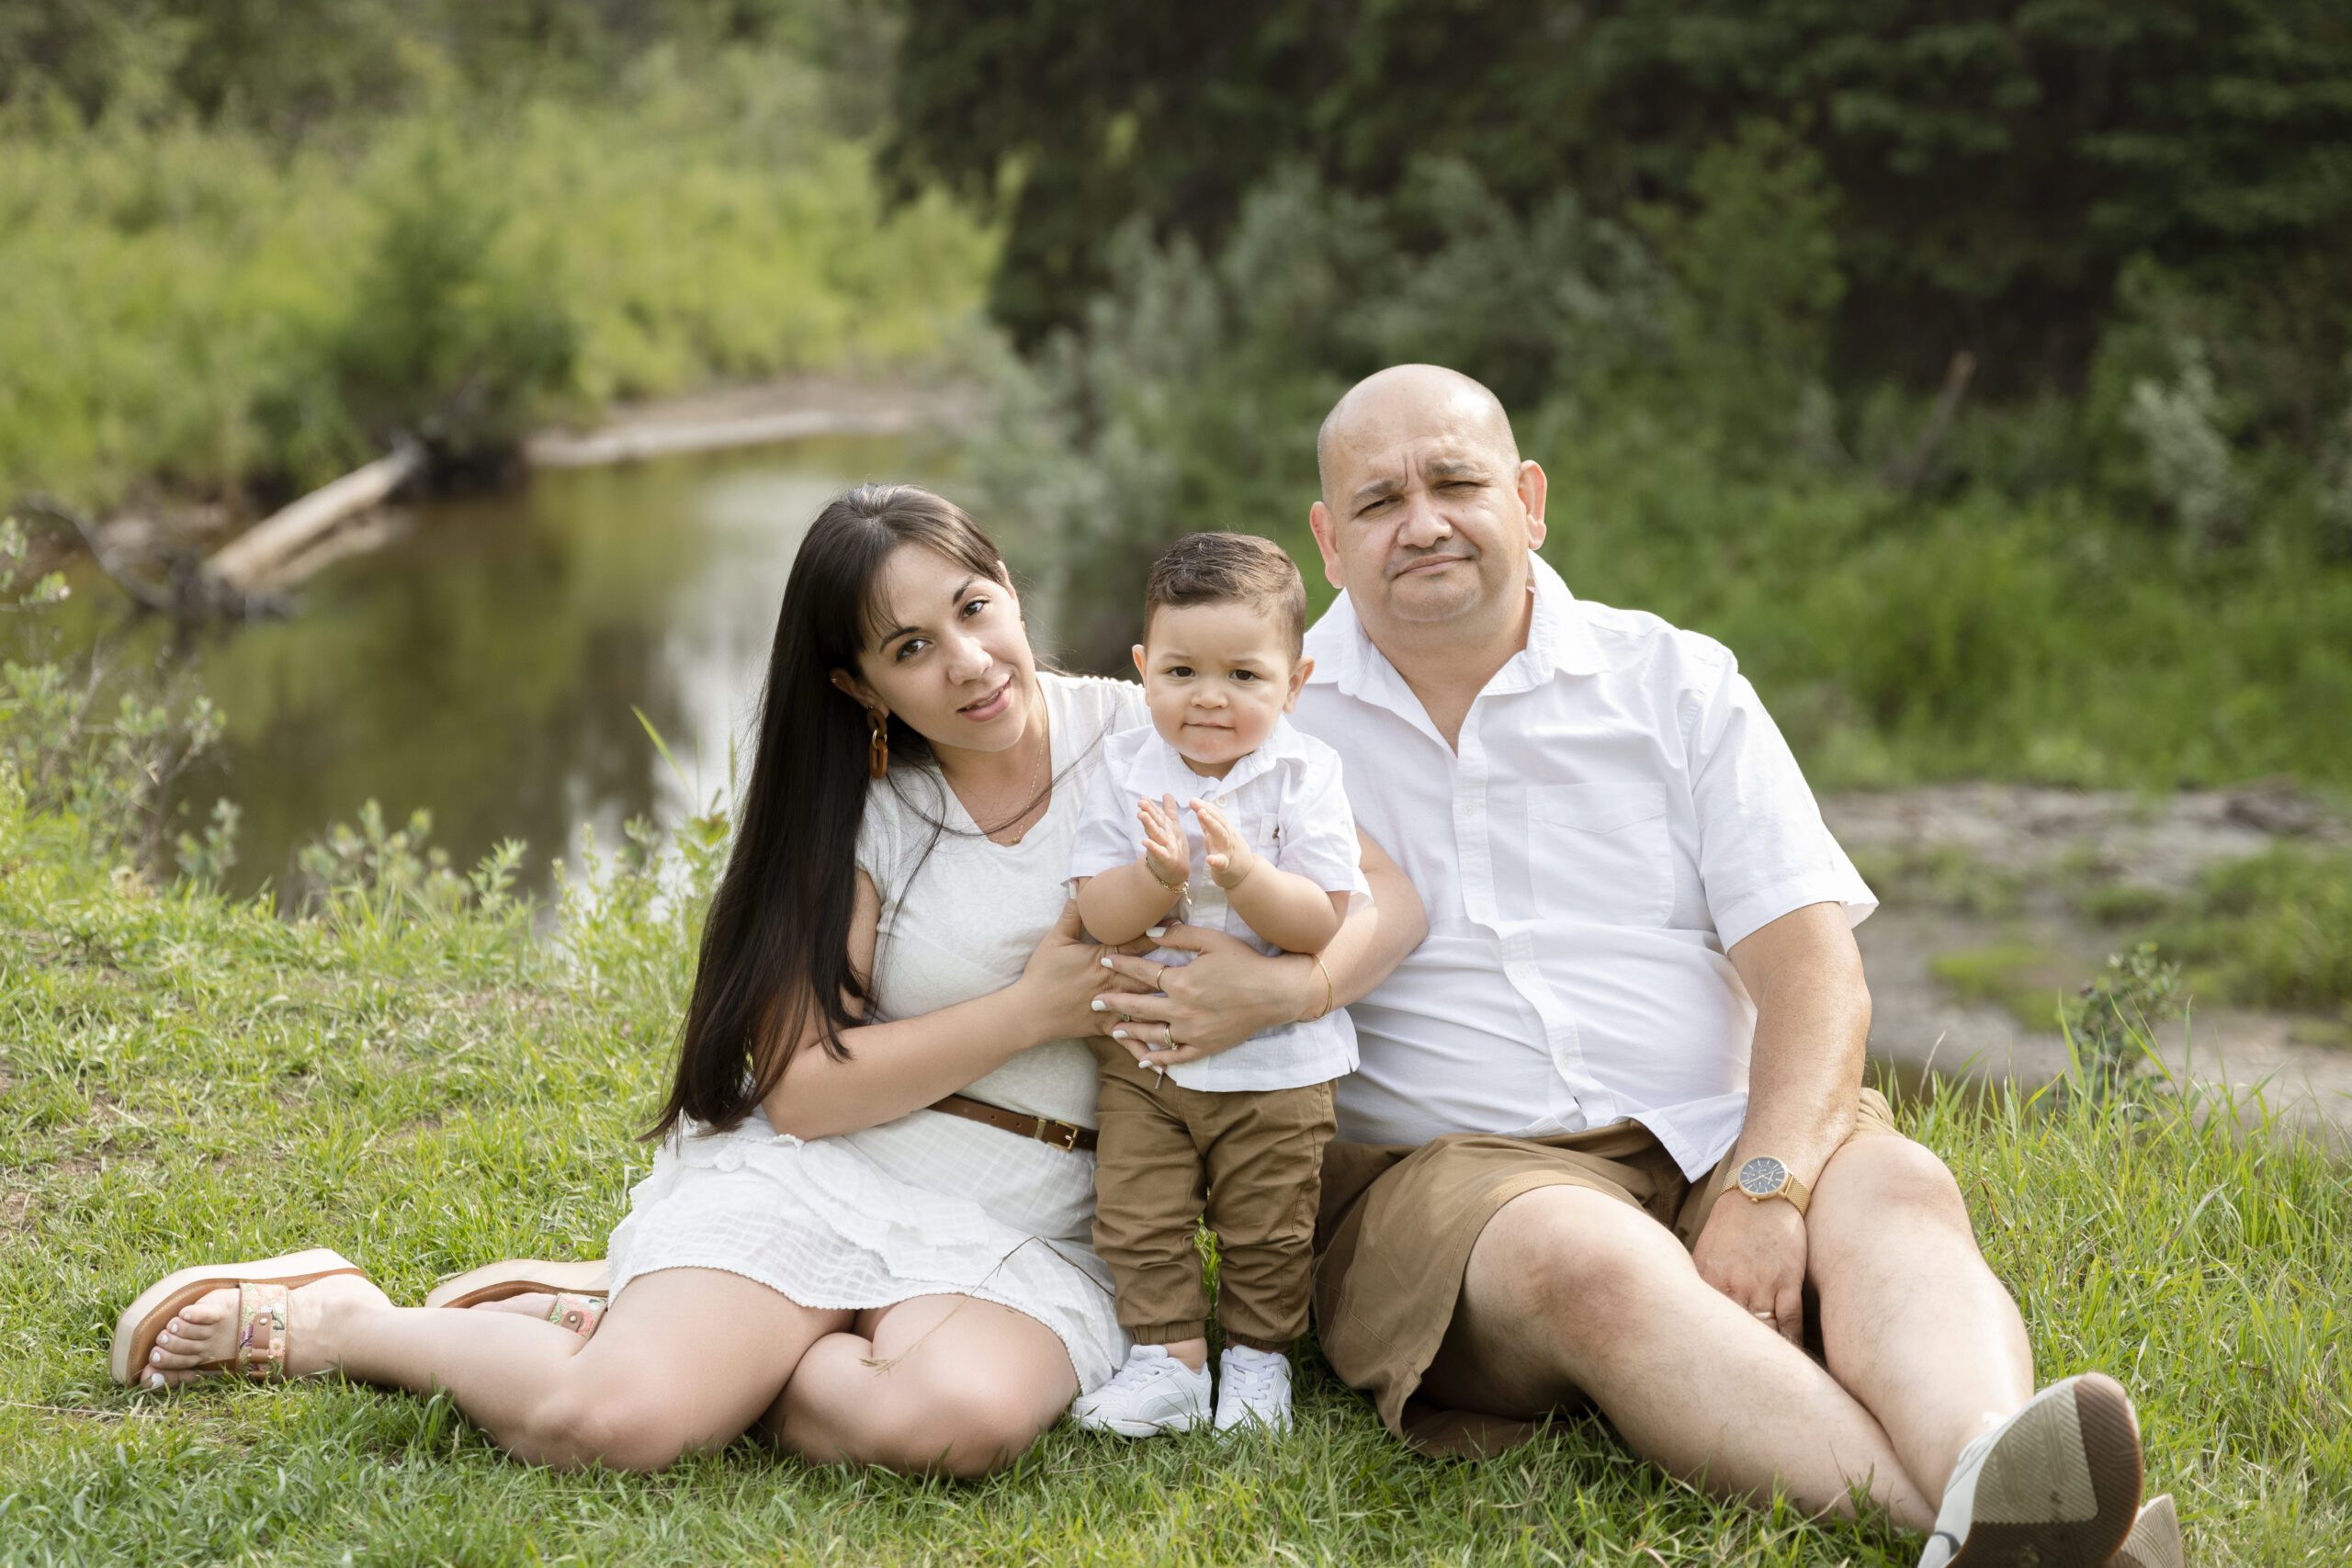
[1781,1170,1811,1216]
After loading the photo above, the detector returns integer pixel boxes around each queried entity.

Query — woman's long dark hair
[648,484,1015,1138]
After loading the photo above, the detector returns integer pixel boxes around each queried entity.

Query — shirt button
[714,1145,747,1174]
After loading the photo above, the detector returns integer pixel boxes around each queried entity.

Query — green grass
[1896,843,2352,1033]
[1848,846,2027,921]
[3,771,2347,1563]
[1927,942,2083,1032]
[2142,847,2352,1020]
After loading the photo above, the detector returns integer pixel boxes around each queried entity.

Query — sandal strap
[547,1292,606,1339]
[234,1281,291,1379]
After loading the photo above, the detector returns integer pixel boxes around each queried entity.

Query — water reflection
[85,434,946,900]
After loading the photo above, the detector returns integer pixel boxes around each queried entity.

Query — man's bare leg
[1804,1134,2036,1500]
[1419,1184,1937,1531]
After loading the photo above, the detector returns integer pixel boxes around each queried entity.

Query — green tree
[888,0,2352,411]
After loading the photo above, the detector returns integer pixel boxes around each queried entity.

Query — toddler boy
[1067,531,1367,1436]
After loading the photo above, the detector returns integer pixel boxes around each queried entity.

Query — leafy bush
[0,517,231,874]
[2154,847,2352,1016]
[0,48,997,509]
[2057,943,2186,1100]
[304,140,582,464]
[967,162,2352,793]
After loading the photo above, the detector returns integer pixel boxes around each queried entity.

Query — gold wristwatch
[1735,1155,1811,1216]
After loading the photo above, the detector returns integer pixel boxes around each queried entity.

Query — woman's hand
[1092,922,1311,1069]
[1011,901,1115,1043]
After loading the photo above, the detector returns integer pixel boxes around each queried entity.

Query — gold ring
[1153,964,1168,989]
[1751,1309,1775,1321]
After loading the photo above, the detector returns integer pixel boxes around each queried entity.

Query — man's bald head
[1316,364,1521,507]
[1304,361,1548,649]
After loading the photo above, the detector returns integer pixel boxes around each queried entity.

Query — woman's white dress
[604,671,1147,1392]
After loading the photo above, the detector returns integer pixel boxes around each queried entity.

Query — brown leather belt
[926,1092,1098,1153]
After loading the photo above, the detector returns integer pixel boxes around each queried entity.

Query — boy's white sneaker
[1917,1373,2143,1567]
[1213,1345,1293,1433]
[1070,1345,1211,1438]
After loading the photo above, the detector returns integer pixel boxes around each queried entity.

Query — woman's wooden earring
[866,708,889,778]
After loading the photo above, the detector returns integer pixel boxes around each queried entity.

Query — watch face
[1737,1156,1787,1197]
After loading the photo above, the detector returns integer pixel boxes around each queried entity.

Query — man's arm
[1691,900,1872,1344]
[1729,900,1871,1182]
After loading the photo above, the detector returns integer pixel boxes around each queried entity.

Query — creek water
[64,434,967,902]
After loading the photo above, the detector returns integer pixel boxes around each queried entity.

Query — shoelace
[1106,1354,1194,1393]
[1224,1357,1284,1404]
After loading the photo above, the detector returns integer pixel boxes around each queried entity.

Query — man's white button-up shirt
[1293,553,1875,1178]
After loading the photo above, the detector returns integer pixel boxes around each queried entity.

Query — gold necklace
[954,706,1050,841]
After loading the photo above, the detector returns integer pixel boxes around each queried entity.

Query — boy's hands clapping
[1137,794,1191,890]
[1191,798,1256,890]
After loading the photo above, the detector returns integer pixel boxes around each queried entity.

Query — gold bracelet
[1306,954,1338,1021]
[1148,861,1188,894]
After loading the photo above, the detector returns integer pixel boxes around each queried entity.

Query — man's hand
[1690,1191,1809,1348]
[1092,922,1308,1068]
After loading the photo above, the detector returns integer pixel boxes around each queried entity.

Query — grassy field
[3,768,2346,1566]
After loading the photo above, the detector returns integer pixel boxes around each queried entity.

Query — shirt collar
[1121,715,1304,801]
[1303,550,1610,703]
[1521,551,1611,680]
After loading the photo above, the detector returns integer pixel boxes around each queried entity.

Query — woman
[117,485,1423,1477]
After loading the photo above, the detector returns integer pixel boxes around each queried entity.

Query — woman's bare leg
[149,1268,852,1471]
[764,1293,1079,1478]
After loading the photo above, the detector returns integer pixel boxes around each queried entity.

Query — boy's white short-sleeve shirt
[1068,716,1369,1092]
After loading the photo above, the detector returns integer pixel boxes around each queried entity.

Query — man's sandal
[111,1247,367,1386]
[2112,1495,2185,1568]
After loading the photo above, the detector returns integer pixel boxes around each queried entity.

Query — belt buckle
[1035,1118,1080,1153]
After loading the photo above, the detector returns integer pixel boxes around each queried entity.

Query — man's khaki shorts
[1310,1088,1900,1455]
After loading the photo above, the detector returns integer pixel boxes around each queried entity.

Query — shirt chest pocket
[1524,781,1674,926]
[1194,808,1281,865]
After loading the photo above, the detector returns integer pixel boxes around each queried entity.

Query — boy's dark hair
[1143,532,1307,656]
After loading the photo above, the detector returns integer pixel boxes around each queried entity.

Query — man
[1280,365,2178,1567]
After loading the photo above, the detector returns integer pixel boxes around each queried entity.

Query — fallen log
[523,408,909,468]
[203,438,424,597]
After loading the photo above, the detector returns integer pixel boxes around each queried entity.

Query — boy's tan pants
[1089,1046,1337,1351]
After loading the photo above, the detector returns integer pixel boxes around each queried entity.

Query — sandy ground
[1826,784,2352,1144]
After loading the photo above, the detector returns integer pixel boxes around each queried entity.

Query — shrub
[2155,847,2352,1016]
[0,518,231,874]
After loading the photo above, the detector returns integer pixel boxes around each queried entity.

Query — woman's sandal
[424,1258,608,1312]
[426,1258,608,1338]
[111,1247,368,1386]
[543,1292,606,1338]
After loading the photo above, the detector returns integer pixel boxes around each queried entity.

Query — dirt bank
[1826,784,2352,1144]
